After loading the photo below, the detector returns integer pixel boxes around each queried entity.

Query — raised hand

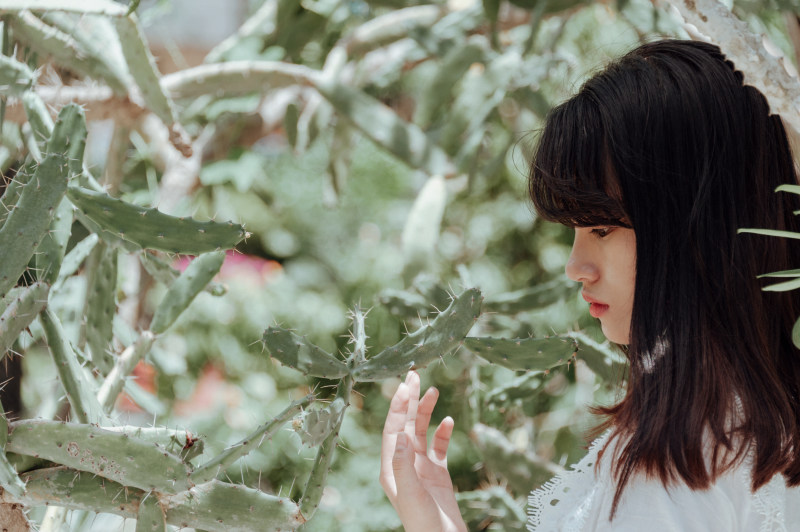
[380,371,468,532]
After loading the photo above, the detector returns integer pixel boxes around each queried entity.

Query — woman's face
[565,226,636,344]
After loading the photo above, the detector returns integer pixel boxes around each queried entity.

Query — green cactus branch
[299,376,351,520]
[97,331,155,413]
[135,492,166,532]
[351,288,482,381]
[1,467,306,532]
[40,309,107,425]
[0,54,35,97]
[99,425,205,463]
[161,61,316,100]
[191,393,314,485]
[113,13,191,157]
[482,277,576,314]
[0,399,25,499]
[9,11,128,94]
[66,186,248,254]
[0,0,127,16]
[464,336,578,372]
[261,327,350,379]
[0,104,84,299]
[339,5,445,56]
[6,420,192,494]
[0,281,48,356]
[83,242,117,372]
[150,250,225,334]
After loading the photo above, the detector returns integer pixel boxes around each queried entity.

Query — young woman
[380,40,800,530]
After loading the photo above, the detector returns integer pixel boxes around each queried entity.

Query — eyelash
[590,227,614,238]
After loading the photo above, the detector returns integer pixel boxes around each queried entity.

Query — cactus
[5,420,193,494]
[190,394,314,485]
[150,250,225,334]
[351,288,482,381]
[464,336,577,372]
[83,242,117,372]
[0,104,84,299]
[67,186,247,254]
[260,328,350,379]
[0,281,48,355]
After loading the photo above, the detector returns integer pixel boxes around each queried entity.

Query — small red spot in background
[173,250,281,287]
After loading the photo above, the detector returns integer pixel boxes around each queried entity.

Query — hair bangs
[529,94,629,228]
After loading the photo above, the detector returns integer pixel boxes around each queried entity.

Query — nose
[565,233,599,284]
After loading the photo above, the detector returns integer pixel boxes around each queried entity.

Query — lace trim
[527,431,611,532]
[745,451,788,532]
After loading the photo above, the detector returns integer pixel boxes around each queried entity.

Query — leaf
[763,277,800,292]
[737,228,800,240]
[776,184,800,195]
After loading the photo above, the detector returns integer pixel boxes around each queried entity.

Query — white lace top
[528,431,800,531]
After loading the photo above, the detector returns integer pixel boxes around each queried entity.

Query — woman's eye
[590,227,613,238]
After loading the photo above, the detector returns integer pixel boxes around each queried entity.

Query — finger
[415,387,439,453]
[392,432,441,526]
[429,416,454,466]
[404,371,421,436]
[380,382,409,497]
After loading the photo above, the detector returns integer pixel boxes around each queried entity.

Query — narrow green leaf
[793,315,800,349]
[776,184,800,195]
[737,228,800,240]
[757,268,800,278]
[763,277,800,292]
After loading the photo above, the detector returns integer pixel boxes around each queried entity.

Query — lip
[582,292,609,318]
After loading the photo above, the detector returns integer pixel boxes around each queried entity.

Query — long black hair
[529,39,800,517]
